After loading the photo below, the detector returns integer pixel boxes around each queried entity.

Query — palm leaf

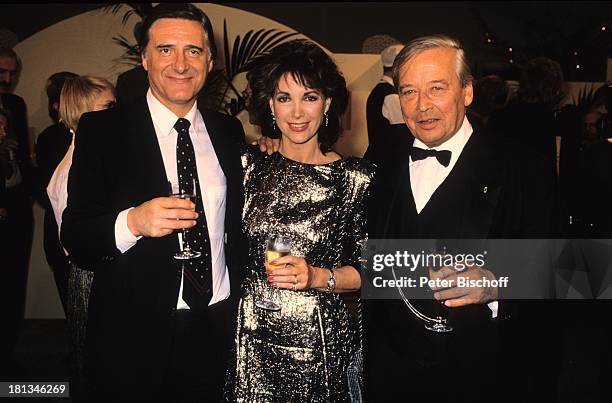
[215,23,298,115]
[223,20,232,77]
[230,34,242,78]
[234,29,255,76]
[111,34,141,66]
[103,3,153,66]
[241,28,267,63]
[250,30,290,56]
[103,3,152,26]
[259,32,300,54]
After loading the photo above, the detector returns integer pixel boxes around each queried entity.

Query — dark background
[1,2,611,80]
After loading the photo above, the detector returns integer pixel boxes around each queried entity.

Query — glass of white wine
[425,248,453,333]
[255,234,292,311]
[169,180,201,260]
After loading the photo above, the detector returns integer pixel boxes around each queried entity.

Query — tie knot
[174,118,191,134]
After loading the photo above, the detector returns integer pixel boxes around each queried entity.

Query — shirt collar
[146,89,199,137]
[411,116,473,165]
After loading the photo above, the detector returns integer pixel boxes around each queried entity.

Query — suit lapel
[123,97,170,198]
[200,108,238,183]
[453,129,503,237]
[406,126,503,238]
[385,140,418,237]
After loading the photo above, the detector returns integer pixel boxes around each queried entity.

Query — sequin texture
[226,146,374,402]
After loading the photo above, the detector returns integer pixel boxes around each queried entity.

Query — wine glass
[255,234,292,311]
[424,247,453,333]
[169,179,201,260]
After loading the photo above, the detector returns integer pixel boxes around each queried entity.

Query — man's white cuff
[115,207,142,253]
[488,300,498,318]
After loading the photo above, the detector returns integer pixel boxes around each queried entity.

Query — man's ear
[141,53,148,72]
[463,81,474,107]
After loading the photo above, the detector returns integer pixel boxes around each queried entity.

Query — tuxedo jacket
[364,122,559,401]
[61,97,247,393]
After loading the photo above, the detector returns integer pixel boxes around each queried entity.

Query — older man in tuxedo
[62,4,246,402]
[365,35,558,403]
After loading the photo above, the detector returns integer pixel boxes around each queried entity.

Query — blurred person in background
[0,46,34,379]
[488,57,564,174]
[35,71,79,314]
[364,43,412,165]
[467,74,509,129]
[46,75,116,401]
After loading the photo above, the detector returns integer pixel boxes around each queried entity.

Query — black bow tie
[410,147,452,167]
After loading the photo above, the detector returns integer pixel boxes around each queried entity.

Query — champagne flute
[255,234,292,311]
[424,247,453,333]
[169,179,201,260]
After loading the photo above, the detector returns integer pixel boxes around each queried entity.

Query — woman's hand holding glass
[267,255,330,291]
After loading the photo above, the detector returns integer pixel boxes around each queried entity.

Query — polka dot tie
[174,118,213,308]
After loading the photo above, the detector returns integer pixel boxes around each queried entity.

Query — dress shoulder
[342,157,376,186]
[240,143,267,172]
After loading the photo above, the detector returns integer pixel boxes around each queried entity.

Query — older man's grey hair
[392,35,473,92]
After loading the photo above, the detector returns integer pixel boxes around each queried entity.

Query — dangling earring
[271,112,277,131]
[324,112,329,127]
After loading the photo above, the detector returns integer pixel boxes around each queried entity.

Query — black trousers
[0,185,33,377]
[160,298,237,403]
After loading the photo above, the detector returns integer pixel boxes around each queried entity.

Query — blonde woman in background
[46,75,115,402]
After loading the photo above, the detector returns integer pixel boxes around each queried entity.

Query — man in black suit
[62,4,246,402]
[0,46,34,378]
[364,35,557,403]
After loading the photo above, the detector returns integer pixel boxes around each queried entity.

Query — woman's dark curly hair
[249,40,349,153]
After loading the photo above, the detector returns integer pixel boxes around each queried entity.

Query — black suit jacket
[369,123,557,240]
[61,97,247,396]
[365,122,558,402]
[35,122,72,268]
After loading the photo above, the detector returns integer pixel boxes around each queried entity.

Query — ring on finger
[292,284,297,292]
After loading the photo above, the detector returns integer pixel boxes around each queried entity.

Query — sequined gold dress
[227,146,374,402]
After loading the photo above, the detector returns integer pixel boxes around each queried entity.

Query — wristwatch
[326,268,336,293]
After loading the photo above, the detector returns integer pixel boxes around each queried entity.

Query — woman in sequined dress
[226,40,374,402]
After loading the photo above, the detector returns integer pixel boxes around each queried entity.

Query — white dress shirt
[47,130,75,242]
[409,116,472,214]
[114,90,230,308]
[380,75,404,125]
[409,116,498,317]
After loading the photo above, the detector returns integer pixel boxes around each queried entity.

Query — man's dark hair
[519,57,564,108]
[0,47,21,73]
[137,3,217,61]
[47,71,79,102]
[46,71,79,122]
[0,47,18,61]
[249,40,349,153]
